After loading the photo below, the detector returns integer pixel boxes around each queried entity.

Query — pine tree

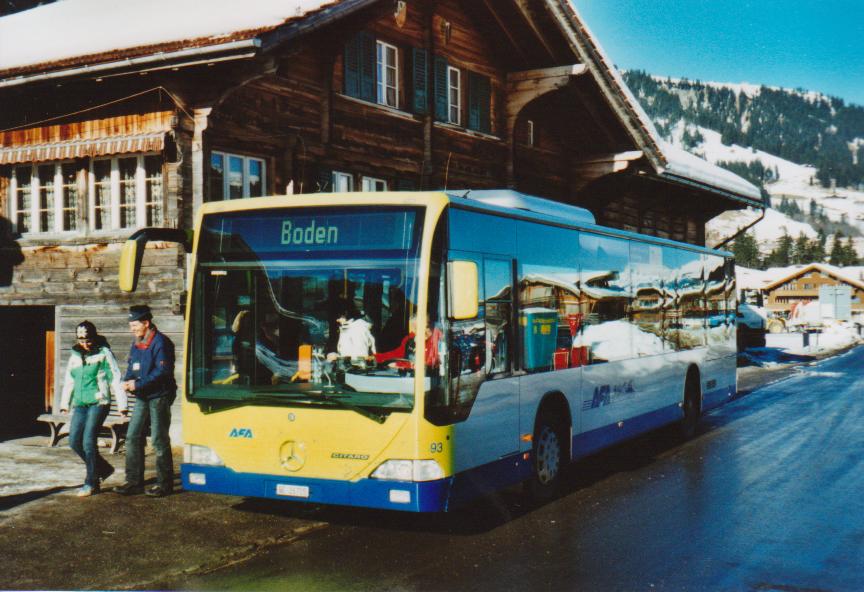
[829,233,845,265]
[808,236,827,263]
[792,233,811,264]
[844,237,859,266]
[766,232,794,267]
[732,232,761,268]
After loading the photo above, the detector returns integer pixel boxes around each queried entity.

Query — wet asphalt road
[159,347,864,592]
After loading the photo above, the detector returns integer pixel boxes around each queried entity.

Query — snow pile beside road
[741,324,863,367]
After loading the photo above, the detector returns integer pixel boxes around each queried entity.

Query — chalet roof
[0,0,350,77]
[551,1,761,206]
[0,0,761,207]
[761,263,864,292]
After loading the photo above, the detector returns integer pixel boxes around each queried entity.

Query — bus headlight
[370,460,444,482]
[183,444,224,466]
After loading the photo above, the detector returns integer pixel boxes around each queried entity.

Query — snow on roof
[0,0,765,209]
[0,0,343,76]
[756,263,864,291]
[660,141,763,204]
[558,2,763,207]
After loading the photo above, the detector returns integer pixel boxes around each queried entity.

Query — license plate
[276,484,310,498]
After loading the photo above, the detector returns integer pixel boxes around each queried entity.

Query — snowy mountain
[622,72,864,260]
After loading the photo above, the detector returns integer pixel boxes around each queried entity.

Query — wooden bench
[37,394,137,454]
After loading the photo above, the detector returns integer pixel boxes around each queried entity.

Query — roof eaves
[257,0,379,52]
[546,1,764,209]
[763,263,864,292]
[543,0,667,171]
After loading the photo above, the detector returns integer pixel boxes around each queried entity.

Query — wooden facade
[763,264,864,317]
[0,0,759,431]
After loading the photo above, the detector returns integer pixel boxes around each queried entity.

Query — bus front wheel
[526,416,564,502]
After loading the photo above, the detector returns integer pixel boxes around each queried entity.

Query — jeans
[125,395,174,490]
[68,404,112,488]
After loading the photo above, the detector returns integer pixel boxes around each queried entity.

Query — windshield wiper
[249,392,387,424]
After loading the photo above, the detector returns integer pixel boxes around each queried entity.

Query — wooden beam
[479,0,532,67]
[569,151,644,193]
[512,0,559,61]
[191,107,212,214]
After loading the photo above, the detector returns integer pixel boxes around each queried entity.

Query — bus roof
[445,190,732,258]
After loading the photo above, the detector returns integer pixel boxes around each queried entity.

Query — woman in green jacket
[59,321,127,497]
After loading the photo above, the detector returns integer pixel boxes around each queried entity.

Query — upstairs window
[10,162,81,235]
[377,41,399,108]
[447,66,461,125]
[209,151,266,201]
[433,57,491,133]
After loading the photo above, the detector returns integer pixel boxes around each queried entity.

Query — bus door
[450,254,520,473]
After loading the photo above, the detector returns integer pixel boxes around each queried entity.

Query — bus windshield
[189,206,425,418]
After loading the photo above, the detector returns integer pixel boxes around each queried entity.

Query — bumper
[181,464,453,512]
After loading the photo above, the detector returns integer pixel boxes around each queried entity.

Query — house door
[0,306,54,440]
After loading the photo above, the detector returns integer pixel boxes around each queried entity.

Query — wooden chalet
[0,0,762,437]
[762,264,864,318]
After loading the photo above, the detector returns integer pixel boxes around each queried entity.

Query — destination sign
[200,207,421,259]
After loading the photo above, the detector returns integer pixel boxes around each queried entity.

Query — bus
[119,189,737,512]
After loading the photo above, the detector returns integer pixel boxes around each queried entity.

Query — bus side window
[484,258,513,376]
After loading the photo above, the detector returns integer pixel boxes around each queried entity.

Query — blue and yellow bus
[120,190,736,512]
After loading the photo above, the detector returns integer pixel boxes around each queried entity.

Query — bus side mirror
[119,228,193,293]
[119,235,145,293]
[448,260,479,320]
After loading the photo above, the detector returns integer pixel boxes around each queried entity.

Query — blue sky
[574,0,864,106]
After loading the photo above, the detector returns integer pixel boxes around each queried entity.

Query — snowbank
[741,323,862,368]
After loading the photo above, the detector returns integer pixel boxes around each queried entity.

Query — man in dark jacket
[113,305,177,497]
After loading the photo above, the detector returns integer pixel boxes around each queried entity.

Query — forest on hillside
[623,70,864,189]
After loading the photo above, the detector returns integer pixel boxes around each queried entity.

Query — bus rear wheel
[526,416,564,502]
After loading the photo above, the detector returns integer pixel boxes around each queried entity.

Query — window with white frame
[209,151,266,201]
[376,40,399,108]
[9,156,162,235]
[60,163,79,231]
[88,154,164,232]
[332,171,354,192]
[447,66,461,125]
[118,157,138,228]
[91,159,112,231]
[36,164,56,232]
[9,162,81,234]
[361,176,388,192]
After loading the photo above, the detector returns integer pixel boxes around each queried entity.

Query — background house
[761,264,864,319]
[0,0,761,439]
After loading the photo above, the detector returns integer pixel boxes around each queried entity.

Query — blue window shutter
[344,34,361,98]
[433,56,448,122]
[359,32,377,102]
[412,47,428,115]
[469,72,491,133]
